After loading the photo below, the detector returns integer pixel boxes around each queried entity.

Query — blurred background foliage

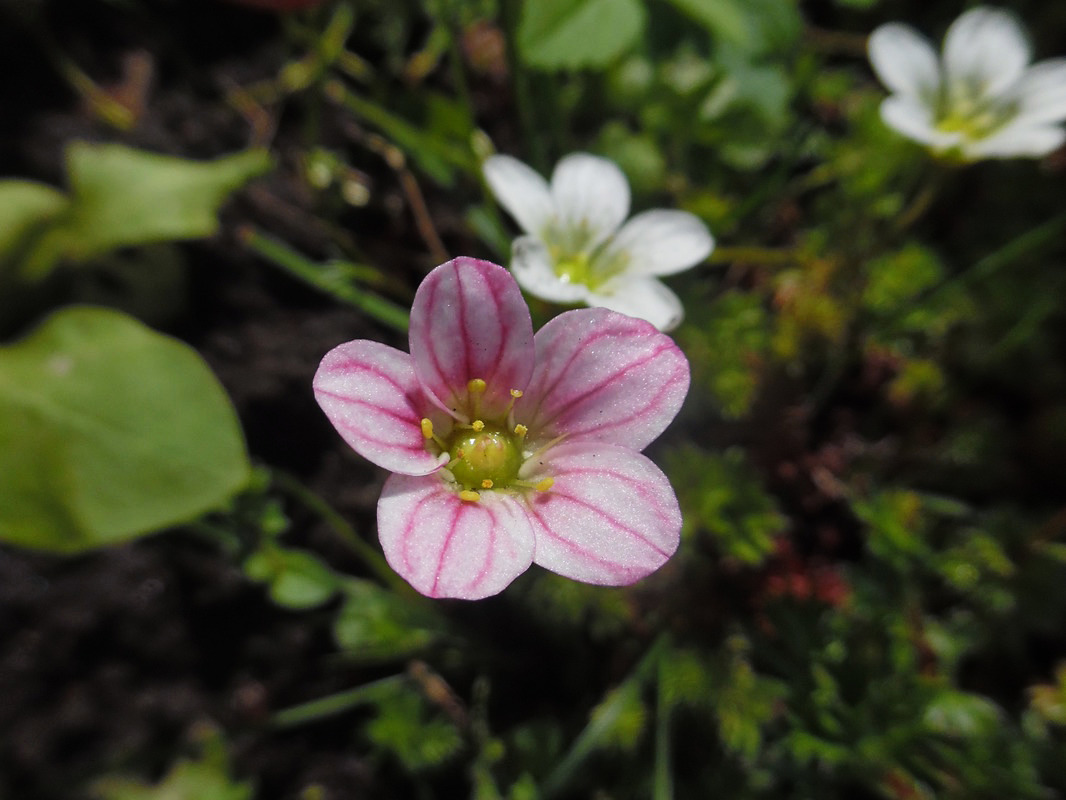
[2,0,1066,797]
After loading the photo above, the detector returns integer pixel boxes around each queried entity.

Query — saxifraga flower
[484,152,714,331]
[868,6,1066,161]
[313,257,688,599]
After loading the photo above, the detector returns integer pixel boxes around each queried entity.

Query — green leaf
[517,0,645,71]
[0,180,69,266]
[0,306,251,552]
[21,143,272,279]
[333,578,444,661]
[923,690,1003,737]
[244,544,341,609]
[664,0,801,54]
[366,688,463,770]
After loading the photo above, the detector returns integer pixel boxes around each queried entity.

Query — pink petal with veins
[521,441,681,585]
[313,340,444,475]
[521,309,689,451]
[410,258,534,419]
[378,473,536,599]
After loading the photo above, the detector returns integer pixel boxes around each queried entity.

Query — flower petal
[867,22,941,101]
[1010,58,1066,127]
[589,277,685,332]
[521,442,681,586]
[550,153,631,249]
[378,473,535,599]
[880,96,962,151]
[410,257,535,420]
[483,154,556,237]
[522,308,689,450]
[313,340,444,475]
[597,209,714,277]
[963,121,1066,159]
[511,235,592,304]
[943,7,1030,99]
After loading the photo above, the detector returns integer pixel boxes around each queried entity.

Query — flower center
[420,379,555,502]
[446,424,523,490]
[935,84,1016,141]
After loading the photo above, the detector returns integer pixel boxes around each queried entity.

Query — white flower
[483,152,714,331]
[868,6,1066,161]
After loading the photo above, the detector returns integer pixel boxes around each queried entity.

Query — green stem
[271,674,407,728]
[541,635,670,797]
[892,166,948,234]
[653,652,674,800]
[926,210,1066,304]
[499,0,546,171]
[240,227,410,332]
[270,469,416,599]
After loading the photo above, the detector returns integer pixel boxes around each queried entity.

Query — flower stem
[271,673,407,728]
[239,227,410,332]
[269,469,415,599]
[653,651,675,800]
[541,634,670,797]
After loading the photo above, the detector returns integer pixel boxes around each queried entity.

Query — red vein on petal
[466,501,498,593]
[554,464,677,529]
[315,388,418,426]
[322,358,412,394]
[535,342,677,433]
[525,502,639,581]
[549,483,673,558]
[400,488,440,577]
[431,498,466,596]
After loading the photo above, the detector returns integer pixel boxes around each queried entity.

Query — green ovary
[447,424,524,489]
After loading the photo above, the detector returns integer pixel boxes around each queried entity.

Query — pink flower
[313,258,688,600]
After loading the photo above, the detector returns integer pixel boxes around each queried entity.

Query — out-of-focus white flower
[483,152,713,331]
[868,6,1066,161]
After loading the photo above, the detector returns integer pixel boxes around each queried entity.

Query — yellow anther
[481,479,494,489]
[510,389,523,398]
[459,489,481,502]
[467,378,487,394]
[514,424,528,439]
[471,419,485,432]
[420,418,435,439]
[535,477,554,492]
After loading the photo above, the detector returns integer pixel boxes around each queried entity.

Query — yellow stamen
[471,419,485,432]
[535,477,554,492]
[510,389,523,399]
[420,417,448,450]
[481,479,494,489]
[467,377,486,418]
[514,423,528,440]
[459,489,481,502]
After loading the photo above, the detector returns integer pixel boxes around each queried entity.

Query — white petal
[511,235,591,304]
[964,122,1066,159]
[378,473,535,599]
[868,22,941,101]
[522,442,681,586]
[1010,59,1066,127]
[943,7,1031,99]
[880,96,963,150]
[588,277,685,332]
[598,209,714,277]
[522,308,690,451]
[550,153,630,249]
[483,154,555,237]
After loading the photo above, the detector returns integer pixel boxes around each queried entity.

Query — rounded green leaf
[518,0,645,71]
[0,306,251,552]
